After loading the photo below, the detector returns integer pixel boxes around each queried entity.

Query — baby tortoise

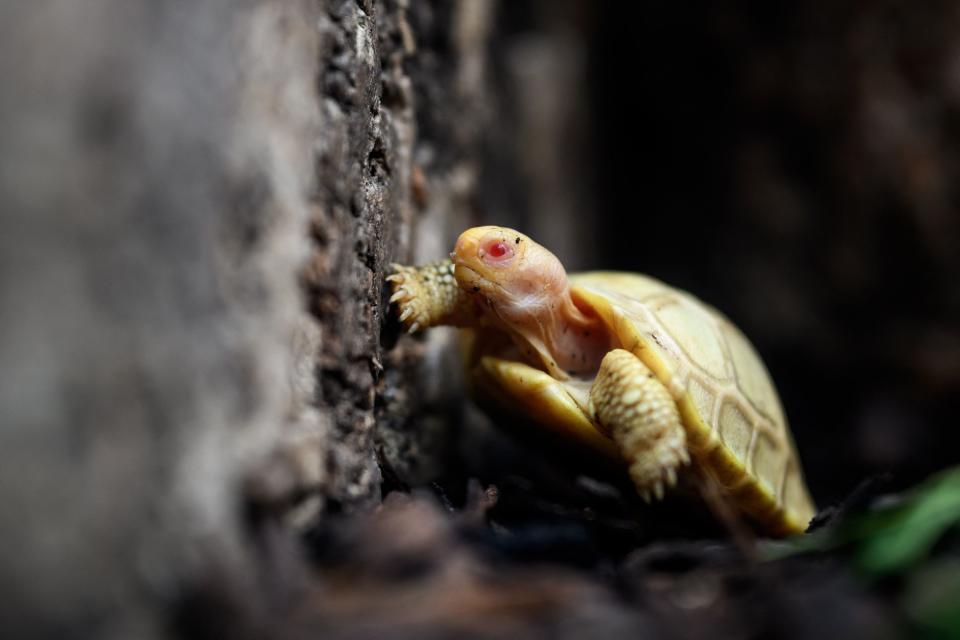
[388,226,815,536]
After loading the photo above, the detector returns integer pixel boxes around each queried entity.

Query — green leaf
[764,466,960,576]
[854,468,960,575]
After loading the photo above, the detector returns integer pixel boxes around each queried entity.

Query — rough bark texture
[0,1,324,636]
[0,0,508,636]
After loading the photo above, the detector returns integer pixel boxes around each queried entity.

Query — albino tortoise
[388,226,816,536]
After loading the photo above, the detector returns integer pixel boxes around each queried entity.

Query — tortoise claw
[665,466,677,488]
[653,481,664,501]
[386,258,467,334]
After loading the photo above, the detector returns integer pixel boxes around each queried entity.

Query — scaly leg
[388,259,481,333]
[589,349,690,502]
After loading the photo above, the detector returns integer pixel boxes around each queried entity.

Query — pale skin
[388,226,690,502]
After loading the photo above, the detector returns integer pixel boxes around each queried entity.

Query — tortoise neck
[511,285,609,379]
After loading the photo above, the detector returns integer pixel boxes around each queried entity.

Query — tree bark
[0,0,507,636]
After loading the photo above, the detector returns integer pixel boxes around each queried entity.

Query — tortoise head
[451,226,569,329]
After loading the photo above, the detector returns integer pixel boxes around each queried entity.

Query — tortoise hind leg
[589,349,690,502]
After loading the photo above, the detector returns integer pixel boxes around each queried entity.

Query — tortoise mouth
[452,261,499,296]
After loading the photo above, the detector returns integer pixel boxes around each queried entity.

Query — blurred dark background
[473,0,960,507]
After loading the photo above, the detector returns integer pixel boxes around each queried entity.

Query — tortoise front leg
[589,349,690,502]
[388,259,481,332]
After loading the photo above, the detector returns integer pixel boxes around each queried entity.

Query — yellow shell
[465,271,816,536]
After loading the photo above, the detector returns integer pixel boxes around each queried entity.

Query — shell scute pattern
[686,377,718,434]
[570,272,813,527]
[719,318,786,426]
[643,292,731,382]
[719,401,752,464]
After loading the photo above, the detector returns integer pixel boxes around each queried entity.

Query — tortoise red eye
[488,241,508,258]
[482,239,515,264]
